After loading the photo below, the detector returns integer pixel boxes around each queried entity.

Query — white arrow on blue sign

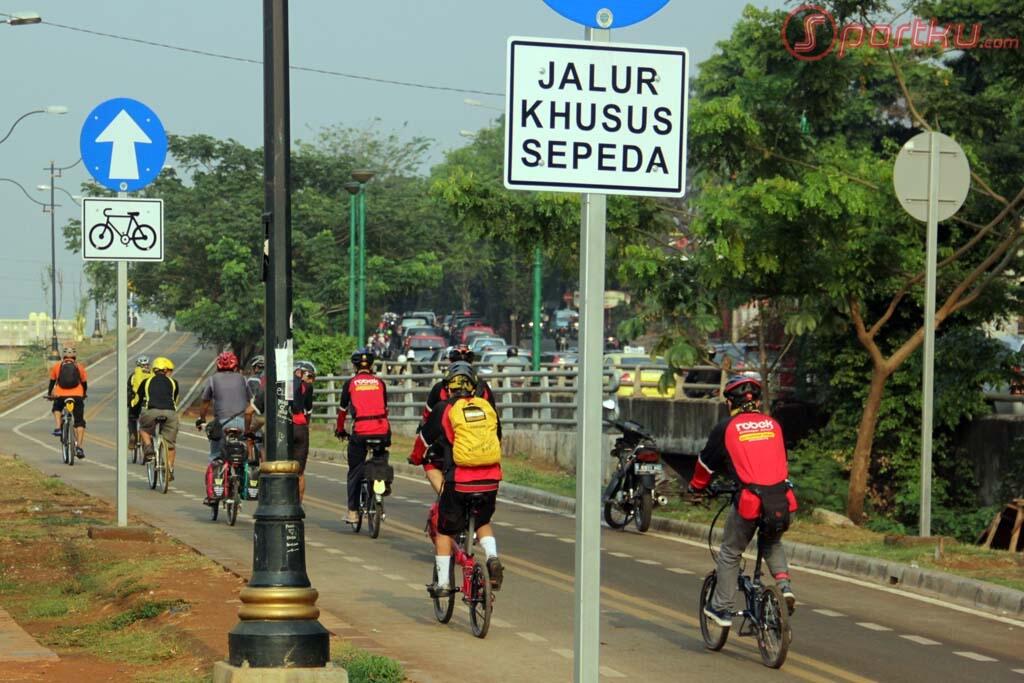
[80,98,167,193]
[542,0,670,28]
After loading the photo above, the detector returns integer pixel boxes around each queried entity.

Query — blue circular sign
[80,98,167,193]
[542,0,670,28]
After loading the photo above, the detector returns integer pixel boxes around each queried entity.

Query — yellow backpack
[449,397,501,467]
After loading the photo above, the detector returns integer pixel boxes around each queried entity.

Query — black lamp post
[224,0,331,672]
[344,181,359,338]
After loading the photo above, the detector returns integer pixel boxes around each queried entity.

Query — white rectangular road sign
[82,197,164,261]
[504,36,688,197]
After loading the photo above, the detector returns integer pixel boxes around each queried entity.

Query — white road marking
[667,568,694,575]
[384,574,406,582]
[494,521,513,527]
[856,622,892,632]
[515,527,535,533]
[953,651,997,662]
[536,532,556,538]
[558,537,574,544]
[343,557,362,563]
[900,635,941,646]
[489,616,512,628]
[599,666,626,678]
[516,632,547,643]
[608,552,631,558]
[813,609,846,618]
[407,583,424,592]
[324,548,342,555]
[362,565,382,571]
[551,648,573,659]
[307,541,325,548]
[1011,668,1024,675]
[636,559,660,566]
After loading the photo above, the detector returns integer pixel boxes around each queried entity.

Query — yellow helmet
[152,356,175,371]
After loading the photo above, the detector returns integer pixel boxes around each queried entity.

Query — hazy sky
[0,0,784,323]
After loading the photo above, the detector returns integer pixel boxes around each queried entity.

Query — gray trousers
[712,506,789,612]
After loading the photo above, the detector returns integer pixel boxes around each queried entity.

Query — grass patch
[25,597,70,619]
[45,599,189,658]
[502,453,577,498]
[333,642,404,683]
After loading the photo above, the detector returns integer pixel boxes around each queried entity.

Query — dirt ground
[0,453,251,683]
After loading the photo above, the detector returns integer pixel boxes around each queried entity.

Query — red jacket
[336,371,389,436]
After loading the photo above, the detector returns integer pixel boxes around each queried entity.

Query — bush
[786,440,847,513]
[333,642,404,683]
[294,331,357,377]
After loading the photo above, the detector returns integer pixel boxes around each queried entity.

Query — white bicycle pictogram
[89,208,157,251]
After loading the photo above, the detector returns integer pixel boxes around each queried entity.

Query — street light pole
[532,246,542,371]
[344,181,359,338]
[224,0,330,672]
[41,157,82,361]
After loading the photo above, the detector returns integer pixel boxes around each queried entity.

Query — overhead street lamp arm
[0,177,49,206]
[38,184,81,205]
[0,106,68,146]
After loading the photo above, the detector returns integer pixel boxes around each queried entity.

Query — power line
[39,20,505,98]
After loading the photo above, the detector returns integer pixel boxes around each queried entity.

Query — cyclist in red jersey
[411,362,504,596]
[688,376,798,627]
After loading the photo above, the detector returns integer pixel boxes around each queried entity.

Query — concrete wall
[960,414,1024,505]
[616,397,728,454]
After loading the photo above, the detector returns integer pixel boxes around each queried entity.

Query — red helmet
[724,376,762,406]
[216,351,239,371]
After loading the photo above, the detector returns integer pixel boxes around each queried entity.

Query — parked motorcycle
[601,398,668,532]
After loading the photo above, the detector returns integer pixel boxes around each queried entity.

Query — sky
[0,0,786,325]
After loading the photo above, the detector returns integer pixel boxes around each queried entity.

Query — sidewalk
[309,447,1024,621]
[0,607,57,663]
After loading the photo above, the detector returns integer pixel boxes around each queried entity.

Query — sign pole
[574,27,608,683]
[919,132,940,538]
[116,194,128,527]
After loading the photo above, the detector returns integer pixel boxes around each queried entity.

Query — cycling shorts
[437,484,497,536]
[52,397,85,428]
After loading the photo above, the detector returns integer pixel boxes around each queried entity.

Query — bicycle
[145,417,169,494]
[88,208,157,251]
[697,481,791,669]
[210,427,246,526]
[51,396,76,467]
[430,493,495,638]
[350,440,391,539]
[130,417,143,465]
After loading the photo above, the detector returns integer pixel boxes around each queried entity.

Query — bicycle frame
[707,488,767,629]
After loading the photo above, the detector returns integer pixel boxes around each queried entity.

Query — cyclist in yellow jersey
[128,356,153,450]
[139,357,180,480]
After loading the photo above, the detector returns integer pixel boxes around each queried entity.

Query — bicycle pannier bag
[205,419,224,442]
[57,361,81,389]
[205,459,224,500]
[745,482,793,536]
[450,397,501,467]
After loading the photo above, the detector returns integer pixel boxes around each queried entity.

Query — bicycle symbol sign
[81,197,164,262]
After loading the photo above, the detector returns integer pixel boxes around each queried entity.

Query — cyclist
[687,376,798,626]
[334,348,391,525]
[48,346,88,458]
[127,355,153,451]
[247,355,266,440]
[419,345,495,496]
[138,357,179,480]
[291,360,316,501]
[198,352,255,503]
[410,361,504,596]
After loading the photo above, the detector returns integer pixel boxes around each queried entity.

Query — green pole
[358,185,367,345]
[532,246,542,371]
[348,194,356,338]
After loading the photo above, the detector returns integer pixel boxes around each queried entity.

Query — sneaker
[703,604,733,628]
[75,447,85,459]
[486,557,504,591]
[52,428,62,437]
[143,448,155,462]
[345,511,360,525]
[777,581,796,614]
[426,582,453,598]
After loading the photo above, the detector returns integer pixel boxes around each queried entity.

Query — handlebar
[707,481,740,497]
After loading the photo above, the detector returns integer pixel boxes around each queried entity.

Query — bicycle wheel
[468,561,492,638]
[351,484,366,534]
[756,586,791,668]
[156,441,168,494]
[60,420,72,465]
[368,499,383,539]
[67,423,76,467]
[146,451,157,489]
[131,224,157,250]
[88,223,114,250]
[431,561,455,623]
[699,571,730,651]
[131,429,140,464]
[635,491,653,533]
[210,498,219,521]
[227,475,240,526]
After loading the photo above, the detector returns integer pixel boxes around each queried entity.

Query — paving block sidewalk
[0,607,57,663]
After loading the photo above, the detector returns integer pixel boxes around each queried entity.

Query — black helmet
[724,376,762,408]
[351,347,375,369]
[506,347,519,358]
[445,361,478,397]
[295,360,317,377]
[448,345,475,364]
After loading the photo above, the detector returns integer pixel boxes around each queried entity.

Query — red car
[460,324,495,345]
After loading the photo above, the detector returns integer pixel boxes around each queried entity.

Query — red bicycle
[429,493,495,638]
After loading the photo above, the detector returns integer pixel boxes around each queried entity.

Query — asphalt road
[3,330,1023,682]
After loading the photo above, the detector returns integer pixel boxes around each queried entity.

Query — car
[407,310,436,326]
[406,334,445,353]
[540,351,577,367]
[604,353,676,398]
[460,324,496,345]
[478,351,531,386]
[469,336,508,355]
[398,316,429,335]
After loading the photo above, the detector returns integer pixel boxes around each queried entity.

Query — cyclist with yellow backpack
[410,361,504,596]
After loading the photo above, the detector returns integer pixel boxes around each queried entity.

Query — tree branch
[751,144,880,190]
[849,298,886,368]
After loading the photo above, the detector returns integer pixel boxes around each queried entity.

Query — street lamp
[343,181,360,338]
[351,169,375,345]
[2,11,41,26]
[464,97,503,112]
[40,158,82,360]
[0,106,67,146]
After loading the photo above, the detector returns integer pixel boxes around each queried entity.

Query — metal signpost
[80,97,167,527]
[893,131,970,537]
[512,3,682,680]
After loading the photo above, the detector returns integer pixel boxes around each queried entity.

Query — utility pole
[46,161,59,360]
[532,246,542,371]
[223,0,330,672]
[344,182,359,338]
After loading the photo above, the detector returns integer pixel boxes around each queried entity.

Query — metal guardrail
[310,362,725,430]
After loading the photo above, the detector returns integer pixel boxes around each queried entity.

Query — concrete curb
[316,451,1024,620]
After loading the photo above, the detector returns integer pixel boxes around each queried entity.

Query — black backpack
[57,361,81,389]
